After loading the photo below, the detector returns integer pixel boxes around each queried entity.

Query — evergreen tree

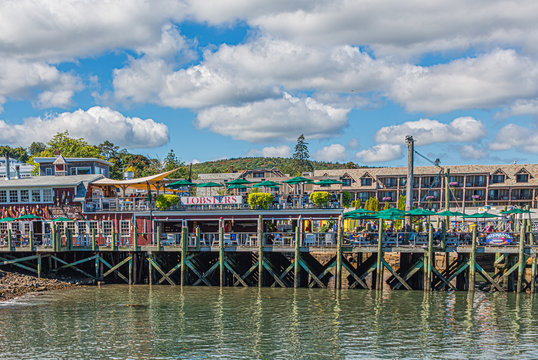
[292,134,313,175]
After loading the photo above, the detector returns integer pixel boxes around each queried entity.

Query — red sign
[180,196,243,205]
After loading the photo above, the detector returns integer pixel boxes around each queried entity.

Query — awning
[91,169,179,191]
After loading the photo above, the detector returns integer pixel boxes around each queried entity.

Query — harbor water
[1,286,538,359]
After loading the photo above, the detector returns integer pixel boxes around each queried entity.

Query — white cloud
[497,98,538,118]
[374,117,486,146]
[195,93,350,143]
[347,138,360,149]
[0,107,169,148]
[314,144,347,162]
[248,145,291,158]
[356,144,402,163]
[390,50,538,113]
[489,124,538,153]
[459,145,487,160]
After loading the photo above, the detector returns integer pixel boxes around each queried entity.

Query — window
[342,178,351,186]
[77,222,87,235]
[70,167,91,175]
[0,190,6,203]
[20,190,29,203]
[516,174,529,183]
[42,189,52,202]
[361,178,372,186]
[66,221,76,234]
[120,220,130,235]
[31,190,41,203]
[9,190,18,203]
[492,174,505,184]
[102,221,113,236]
[45,168,53,176]
[0,223,7,234]
[88,221,98,234]
[253,172,264,178]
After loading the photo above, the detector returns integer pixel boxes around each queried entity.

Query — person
[303,194,309,207]
[287,195,292,207]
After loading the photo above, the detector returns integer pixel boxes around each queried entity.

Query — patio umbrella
[436,210,467,217]
[405,208,437,216]
[345,213,379,220]
[377,208,406,217]
[500,208,532,215]
[463,212,499,219]
[373,213,405,221]
[226,178,253,185]
[344,208,374,218]
[195,182,224,188]
[50,217,74,222]
[0,217,15,222]
[16,214,42,220]
[283,176,314,184]
[313,179,345,185]
[252,180,280,188]
[168,179,195,188]
[227,184,248,189]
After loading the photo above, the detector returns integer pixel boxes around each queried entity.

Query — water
[0,287,537,359]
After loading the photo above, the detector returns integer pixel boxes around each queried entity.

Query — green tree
[0,146,29,163]
[98,140,120,160]
[28,142,46,156]
[44,131,101,158]
[292,134,313,175]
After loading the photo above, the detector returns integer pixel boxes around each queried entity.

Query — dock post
[156,226,161,250]
[258,215,263,287]
[92,228,97,251]
[29,229,34,251]
[294,226,300,288]
[128,255,133,285]
[336,215,343,289]
[530,231,536,293]
[469,227,477,291]
[195,226,200,251]
[219,220,225,287]
[112,231,117,251]
[148,253,153,285]
[95,255,100,281]
[133,225,138,251]
[37,254,42,278]
[425,224,433,291]
[67,229,72,251]
[181,226,188,286]
[376,219,384,290]
[51,226,56,252]
[7,229,12,251]
[517,223,526,293]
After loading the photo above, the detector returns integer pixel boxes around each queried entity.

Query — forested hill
[190,157,359,176]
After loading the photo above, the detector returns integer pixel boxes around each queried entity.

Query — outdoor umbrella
[252,180,280,188]
[313,179,345,185]
[168,179,195,188]
[500,208,532,215]
[463,212,499,219]
[283,176,314,184]
[405,208,437,216]
[374,213,405,221]
[195,182,224,188]
[227,184,248,189]
[16,214,42,220]
[344,208,374,218]
[50,217,74,222]
[377,208,406,217]
[226,178,253,185]
[436,210,467,217]
[0,217,15,222]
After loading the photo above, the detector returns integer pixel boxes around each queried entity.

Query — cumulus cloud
[0,107,169,148]
[489,124,538,153]
[497,98,538,118]
[356,144,402,163]
[195,93,350,143]
[314,144,347,162]
[390,50,538,113]
[459,145,488,160]
[347,138,360,149]
[374,117,486,146]
[247,145,292,158]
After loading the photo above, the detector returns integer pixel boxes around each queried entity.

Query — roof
[33,157,113,167]
[0,174,104,188]
[92,169,179,190]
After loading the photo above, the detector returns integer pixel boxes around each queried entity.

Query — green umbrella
[500,208,533,214]
[50,217,74,222]
[373,213,405,220]
[345,213,379,220]
[378,208,406,217]
[314,179,345,185]
[283,176,314,184]
[0,217,15,222]
[252,180,281,188]
[344,208,374,217]
[436,210,467,217]
[405,208,437,216]
[195,182,224,188]
[227,184,248,189]
[16,214,42,220]
[168,179,195,188]
[226,178,253,185]
[463,212,499,219]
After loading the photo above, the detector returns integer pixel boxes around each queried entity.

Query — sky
[1,1,538,168]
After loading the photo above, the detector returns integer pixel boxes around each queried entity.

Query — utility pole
[405,136,414,227]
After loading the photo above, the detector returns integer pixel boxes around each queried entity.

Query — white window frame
[0,190,6,203]
[120,220,131,236]
[102,220,113,236]
[8,190,18,203]
[42,189,53,203]
[45,168,53,176]
[31,189,41,203]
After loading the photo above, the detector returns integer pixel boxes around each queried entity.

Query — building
[195,168,287,196]
[313,164,538,209]
[33,155,112,177]
[0,157,33,179]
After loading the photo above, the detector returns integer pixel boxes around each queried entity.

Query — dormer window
[342,178,351,186]
[516,173,529,183]
[361,177,372,186]
[492,174,505,183]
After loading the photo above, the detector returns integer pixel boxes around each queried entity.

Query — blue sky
[1,1,538,168]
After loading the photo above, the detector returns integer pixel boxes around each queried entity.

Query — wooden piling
[530,231,536,293]
[180,226,188,286]
[148,253,153,285]
[376,219,384,290]
[67,229,72,251]
[37,254,42,278]
[29,229,34,251]
[336,215,343,289]
[156,225,161,250]
[7,229,12,251]
[133,225,138,251]
[195,226,200,251]
[128,255,133,285]
[469,227,477,291]
[516,223,526,293]
[258,215,263,287]
[92,228,97,251]
[294,226,300,288]
[425,224,433,291]
[219,221,225,287]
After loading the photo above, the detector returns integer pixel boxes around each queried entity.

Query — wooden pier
[0,217,536,293]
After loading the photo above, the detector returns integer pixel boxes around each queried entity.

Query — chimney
[4,154,10,181]
[54,150,60,156]
[15,165,20,179]
[230,165,234,173]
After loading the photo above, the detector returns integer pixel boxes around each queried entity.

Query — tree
[44,131,101,158]
[0,146,29,163]
[292,134,313,175]
[98,140,120,160]
[29,142,46,156]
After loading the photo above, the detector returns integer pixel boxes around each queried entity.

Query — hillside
[189,157,359,176]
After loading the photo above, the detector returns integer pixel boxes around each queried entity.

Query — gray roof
[0,174,105,188]
[33,157,113,166]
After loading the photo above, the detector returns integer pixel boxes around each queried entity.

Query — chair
[305,233,316,246]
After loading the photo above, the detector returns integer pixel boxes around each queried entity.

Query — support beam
[425,224,433,291]
[294,226,300,288]
[376,219,384,290]
[180,226,188,286]
[258,215,263,287]
[469,227,477,291]
[101,256,131,283]
[147,255,175,285]
[517,224,526,293]
[382,258,412,290]
[219,220,225,287]
[336,215,343,289]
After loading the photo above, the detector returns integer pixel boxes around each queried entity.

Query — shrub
[156,194,179,210]
[342,191,351,207]
[309,191,329,207]
[248,192,273,209]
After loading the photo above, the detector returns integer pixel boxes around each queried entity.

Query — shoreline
[0,270,88,302]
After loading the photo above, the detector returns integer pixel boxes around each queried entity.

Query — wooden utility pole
[405,136,414,227]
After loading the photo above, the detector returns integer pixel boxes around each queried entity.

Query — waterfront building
[314,164,538,210]
[0,158,33,179]
[33,155,112,177]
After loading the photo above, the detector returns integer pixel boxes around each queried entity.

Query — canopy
[374,213,405,220]
[283,176,314,184]
[500,208,533,215]
[252,180,281,188]
[314,179,344,185]
[436,210,467,217]
[92,168,180,191]
[50,217,74,222]
[463,212,499,219]
[344,208,374,217]
[16,214,42,220]
[226,178,253,185]
[196,182,224,188]
[227,184,248,189]
[377,208,406,217]
[0,217,15,222]
[168,179,195,188]
[406,208,437,216]
[345,213,379,220]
